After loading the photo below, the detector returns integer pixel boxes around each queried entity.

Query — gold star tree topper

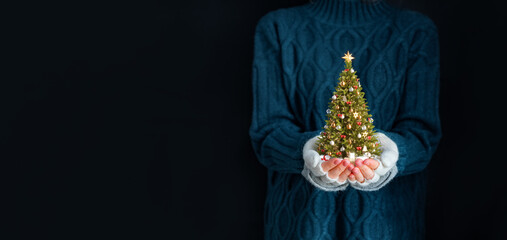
[342,51,355,63]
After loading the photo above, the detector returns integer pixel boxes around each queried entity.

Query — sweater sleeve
[249,14,320,174]
[376,20,442,177]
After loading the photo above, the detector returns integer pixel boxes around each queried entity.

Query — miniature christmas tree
[317,51,382,163]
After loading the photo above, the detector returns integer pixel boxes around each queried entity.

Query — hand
[321,158,355,183]
[348,158,380,183]
[302,136,349,184]
[302,135,356,191]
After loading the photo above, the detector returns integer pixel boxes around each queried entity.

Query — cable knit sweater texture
[249,0,441,239]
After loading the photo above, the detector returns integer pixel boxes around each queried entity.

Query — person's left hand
[347,158,380,183]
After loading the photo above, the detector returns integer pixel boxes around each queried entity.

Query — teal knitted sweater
[249,0,441,239]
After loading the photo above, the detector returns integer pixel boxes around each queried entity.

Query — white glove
[348,132,399,191]
[301,135,349,191]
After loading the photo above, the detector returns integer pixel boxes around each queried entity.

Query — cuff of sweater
[302,166,349,192]
[374,129,407,175]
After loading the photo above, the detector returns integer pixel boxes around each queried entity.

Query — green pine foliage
[317,53,382,161]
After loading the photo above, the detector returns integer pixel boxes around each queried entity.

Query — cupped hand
[348,158,380,183]
[321,158,355,183]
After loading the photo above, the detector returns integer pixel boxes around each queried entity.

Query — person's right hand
[321,158,354,183]
[302,136,352,190]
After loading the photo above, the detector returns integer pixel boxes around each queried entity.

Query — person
[249,0,441,239]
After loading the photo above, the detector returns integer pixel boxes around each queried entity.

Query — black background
[5,0,507,239]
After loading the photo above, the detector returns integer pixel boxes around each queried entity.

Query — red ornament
[353,86,358,89]
[356,147,362,151]
[340,135,346,139]
[346,101,352,105]
[344,69,349,72]
[337,152,342,156]
[323,132,327,135]
[321,149,325,152]
[357,122,362,125]
[367,136,372,140]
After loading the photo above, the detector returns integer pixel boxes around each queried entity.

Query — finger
[338,163,354,182]
[322,158,342,172]
[363,158,380,171]
[356,159,375,180]
[348,173,356,182]
[352,167,365,183]
[354,158,365,168]
[359,165,375,180]
[328,159,349,179]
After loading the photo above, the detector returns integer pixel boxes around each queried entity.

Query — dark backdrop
[6,0,507,239]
